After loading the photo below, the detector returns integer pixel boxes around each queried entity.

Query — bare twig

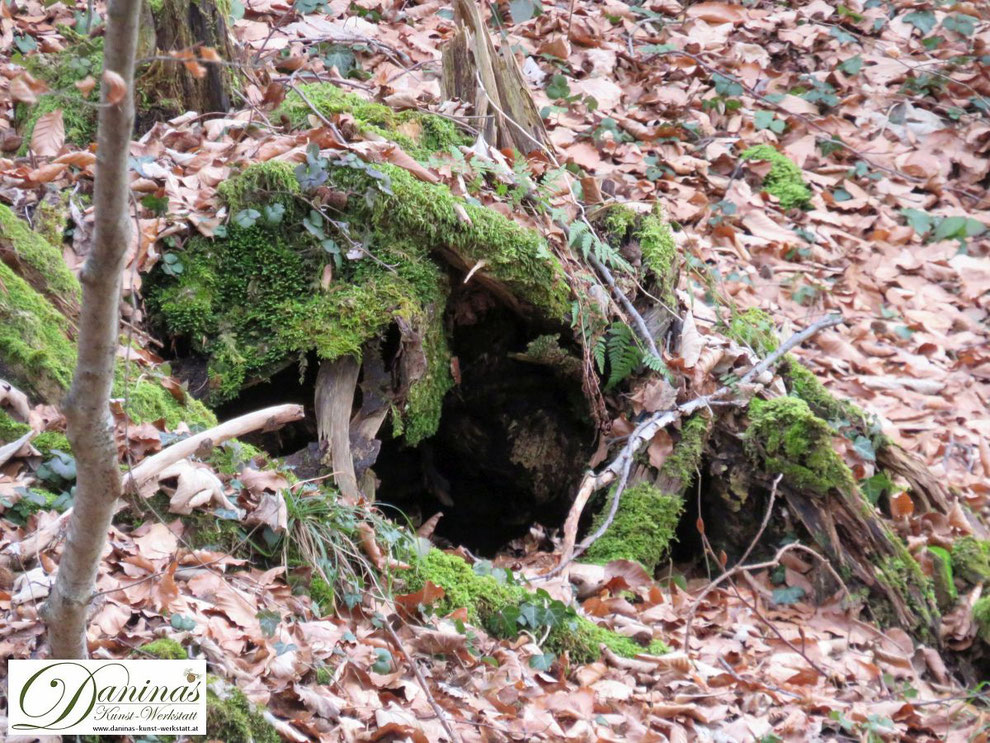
[544,313,842,579]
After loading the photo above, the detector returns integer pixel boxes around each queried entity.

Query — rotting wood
[315,356,363,503]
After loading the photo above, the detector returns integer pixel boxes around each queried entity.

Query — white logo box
[8,659,207,736]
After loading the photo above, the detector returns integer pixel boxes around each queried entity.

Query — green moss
[401,303,453,446]
[0,259,77,401]
[583,483,682,572]
[951,536,990,585]
[0,411,31,442]
[722,307,779,355]
[34,195,70,249]
[875,549,939,634]
[208,438,263,475]
[16,38,103,150]
[927,546,957,610]
[0,203,80,311]
[659,413,709,489]
[206,679,279,743]
[744,396,855,495]
[33,431,70,458]
[973,597,990,644]
[406,549,668,663]
[636,207,678,306]
[309,576,335,615]
[313,664,332,685]
[217,159,301,216]
[275,83,469,160]
[600,205,638,243]
[740,144,812,210]
[139,637,188,660]
[114,366,217,429]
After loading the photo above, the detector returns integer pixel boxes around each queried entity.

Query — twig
[384,618,464,743]
[543,313,842,579]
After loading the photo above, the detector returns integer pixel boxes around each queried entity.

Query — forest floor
[1,0,990,740]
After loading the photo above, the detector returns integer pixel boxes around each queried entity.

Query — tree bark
[41,0,142,659]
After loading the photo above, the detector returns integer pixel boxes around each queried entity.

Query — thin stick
[545,313,842,578]
[384,618,463,743]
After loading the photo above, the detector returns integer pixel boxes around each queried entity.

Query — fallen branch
[546,314,843,578]
[3,404,305,562]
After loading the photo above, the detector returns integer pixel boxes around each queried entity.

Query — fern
[593,323,642,390]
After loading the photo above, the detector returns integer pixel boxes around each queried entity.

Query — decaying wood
[441,0,551,154]
[315,357,363,503]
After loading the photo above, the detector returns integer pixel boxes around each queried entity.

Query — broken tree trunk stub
[315,356,363,503]
[139,0,234,122]
[442,0,551,154]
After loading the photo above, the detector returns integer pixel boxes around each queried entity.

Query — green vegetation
[741,144,812,210]
[275,83,469,160]
[722,307,779,355]
[744,396,855,495]
[927,545,957,610]
[973,597,990,644]
[406,548,668,663]
[139,637,188,660]
[583,483,682,572]
[0,411,31,442]
[16,35,103,149]
[206,679,279,743]
[951,536,990,585]
[636,208,678,307]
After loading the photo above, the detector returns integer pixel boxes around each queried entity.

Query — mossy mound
[206,678,279,743]
[139,637,188,659]
[583,483,682,572]
[149,152,571,442]
[597,204,678,310]
[16,35,102,150]
[275,83,470,160]
[0,205,214,428]
[405,548,668,663]
[0,411,31,442]
[744,396,855,495]
[741,144,812,210]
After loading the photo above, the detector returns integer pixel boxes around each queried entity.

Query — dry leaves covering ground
[1,0,990,739]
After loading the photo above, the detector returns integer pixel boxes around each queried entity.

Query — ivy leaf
[509,0,541,22]
[838,55,863,75]
[170,614,197,631]
[546,74,571,100]
[902,10,936,35]
[263,203,285,224]
[942,14,976,37]
[142,194,169,216]
[529,652,556,671]
[233,208,260,229]
[900,208,933,236]
[257,610,281,638]
[323,44,357,75]
[372,648,393,674]
[861,472,895,506]
[771,586,806,606]
[852,435,877,462]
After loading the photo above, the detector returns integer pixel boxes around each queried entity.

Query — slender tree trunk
[41,0,142,659]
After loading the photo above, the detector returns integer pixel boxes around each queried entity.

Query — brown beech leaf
[890,491,915,519]
[74,75,96,96]
[103,70,128,104]
[30,109,64,157]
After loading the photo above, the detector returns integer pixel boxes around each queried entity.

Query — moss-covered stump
[15,33,102,151]
[148,151,571,444]
[405,548,668,663]
[0,205,213,427]
[138,0,235,123]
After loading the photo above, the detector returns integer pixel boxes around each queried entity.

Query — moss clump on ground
[139,637,188,659]
[406,548,668,663]
[206,678,279,743]
[113,365,217,429]
[0,204,80,307]
[216,159,301,216]
[740,144,812,210]
[636,208,678,306]
[0,411,31,442]
[780,356,872,431]
[208,438,263,475]
[927,546,957,610]
[951,536,990,585]
[16,36,103,149]
[721,307,779,355]
[744,396,855,495]
[875,548,939,635]
[32,431,70,458]
[583,483,682,572]
[275,83,469,160]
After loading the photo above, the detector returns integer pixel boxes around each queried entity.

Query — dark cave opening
[375,287,597,555]
[200,282,597,555]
